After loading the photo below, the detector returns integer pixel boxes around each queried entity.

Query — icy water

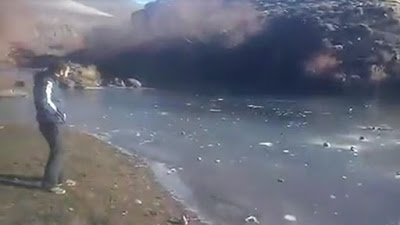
[1,88,400,225]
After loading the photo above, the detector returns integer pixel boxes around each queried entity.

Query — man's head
[49,61,71,81]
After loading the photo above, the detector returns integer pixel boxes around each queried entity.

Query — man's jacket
[33,70,66,124]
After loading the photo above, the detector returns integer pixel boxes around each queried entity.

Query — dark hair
[48,60,67,73]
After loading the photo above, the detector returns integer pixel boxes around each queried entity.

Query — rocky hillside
[88,0,400,94]
[252,0,400,85]
[5,0,400,95]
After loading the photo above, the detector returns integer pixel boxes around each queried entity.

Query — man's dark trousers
[39,122,64,188]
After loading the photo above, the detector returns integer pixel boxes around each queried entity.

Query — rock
[333,44,344,50]
[277,178,285,183]
[395,172,400,179]
[323,142,331,148]
[284,214,297,222]
[350,146,358,152]
[167,168,177,174]
[167,217,184,225]
[125,78,142,88]
[245,215,260,224]
[135,199,143,205]
[56,62,101,89]
[14,81,25,87]
[359,136,366,141]
[330,194,336,199]
[146,208,158,216]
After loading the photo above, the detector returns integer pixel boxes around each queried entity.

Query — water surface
[1,88,400,225]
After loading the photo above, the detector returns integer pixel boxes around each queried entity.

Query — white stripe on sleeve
[45,80,58,112]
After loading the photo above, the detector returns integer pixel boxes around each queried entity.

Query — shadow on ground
[0,174,42,189]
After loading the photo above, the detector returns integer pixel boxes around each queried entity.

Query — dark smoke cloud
[84,0,264,55]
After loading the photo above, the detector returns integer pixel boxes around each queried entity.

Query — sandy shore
[0,124,201,225]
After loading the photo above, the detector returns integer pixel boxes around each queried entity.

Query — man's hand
[56,110,66,124]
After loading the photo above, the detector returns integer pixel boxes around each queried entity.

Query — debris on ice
[323,142,331,148]
[283,150,290,154]
[245,216,260,224]
[248,105,264,109]
[284,214,297,222]
[259,142,273,147]
[350,146,358,153]
[209,109,222,112]
[167,168,177,175]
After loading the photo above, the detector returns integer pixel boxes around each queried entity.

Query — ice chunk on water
[259,142,273,147]
[209,109,222,112]
[247,105,264,109]
[283,150,290,154]
[284,214,297,222]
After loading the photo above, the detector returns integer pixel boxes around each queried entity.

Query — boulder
[14,81,25,88]
[59,62,102,89]
[125,78,142,88]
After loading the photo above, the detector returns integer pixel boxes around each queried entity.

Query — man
[33,61,73,194]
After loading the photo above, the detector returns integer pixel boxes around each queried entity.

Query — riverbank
[0,124,200,225]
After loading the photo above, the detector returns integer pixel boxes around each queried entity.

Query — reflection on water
[1,88,400,225]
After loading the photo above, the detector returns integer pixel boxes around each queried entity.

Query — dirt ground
[0,74,15,90]
[0,124,199,225]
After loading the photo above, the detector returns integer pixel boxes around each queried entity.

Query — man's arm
[42,78,66,123]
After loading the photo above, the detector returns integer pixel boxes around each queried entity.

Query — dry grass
[0,124,190,225]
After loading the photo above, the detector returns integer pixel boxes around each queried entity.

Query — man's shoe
[49,186,66,195]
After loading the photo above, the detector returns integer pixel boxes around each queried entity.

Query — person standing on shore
[33,61,74,194]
